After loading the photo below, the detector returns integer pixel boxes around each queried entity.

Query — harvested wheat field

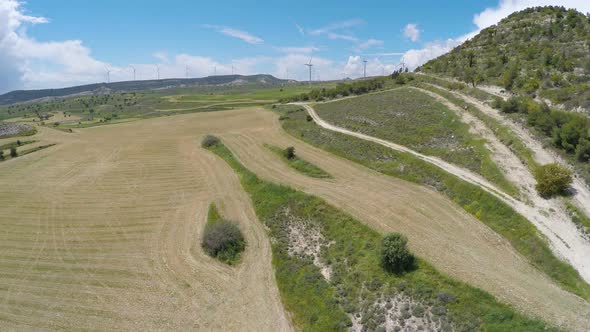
[1,107,589,330]
[0,113,291,331]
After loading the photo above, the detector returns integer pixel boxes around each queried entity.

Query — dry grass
[1,107,589,330]
[0,110,291,331]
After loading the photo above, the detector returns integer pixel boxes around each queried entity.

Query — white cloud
[152,51,169,63]
[474,0,590,30]
[276,46,319,54]
[401,0,590,70]
[403,23,421,42]
[327,32,358,42]
[203,24,264,44]
[309,19,363,36]
[354,39,384,52]
[0,0,112,92]
[343,56,397,77]
[295,23,305,36]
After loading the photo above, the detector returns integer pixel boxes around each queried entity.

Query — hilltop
[418,6,590,111]
[0,74,287,105]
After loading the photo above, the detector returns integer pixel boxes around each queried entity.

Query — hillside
[418,6,590,112]
[0,74,286,105]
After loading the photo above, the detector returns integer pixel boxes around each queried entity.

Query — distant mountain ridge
[418,6,590,111]
[0,74,287,105]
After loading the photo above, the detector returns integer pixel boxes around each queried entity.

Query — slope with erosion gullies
[418,6,590,112]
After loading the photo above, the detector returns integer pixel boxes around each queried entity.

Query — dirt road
[299,99,590,284]
[2,108,590,330]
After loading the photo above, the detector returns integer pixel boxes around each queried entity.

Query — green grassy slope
[275,104,590,300]
[205,139,555,332]
[313,87,517,195]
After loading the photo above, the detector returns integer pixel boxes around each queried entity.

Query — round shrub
[9,147,17,158]
[202,220,245,264]
[284,146,296,160]
[534,163,573,197]
[380,233,414,273]
[201,134,220,148]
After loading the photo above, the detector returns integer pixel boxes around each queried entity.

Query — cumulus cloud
[400,0,590,70]
[203,24,264,44]
[152,52,169,63]
[403,23,421,42]
[0,0,112,92]
[343,56,397,77]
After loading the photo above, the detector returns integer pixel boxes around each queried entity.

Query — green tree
[284,146,296,160]
[9,147,17,158]
[534,163,573,197]
[380,233,414,273]
[575,139,590,162]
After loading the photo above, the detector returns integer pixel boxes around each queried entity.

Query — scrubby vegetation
[534,163,573,197]
[205,139,555,331]
[492,95,590,162]
[280,75,414,103]
[314,87,516,194]
[284,146,296,160]
[201,134,220,148]
[201,203,245,265]
[380,233,415,274]
[419,6,590,112]
[275,104,590,300]
[266,144,332,179]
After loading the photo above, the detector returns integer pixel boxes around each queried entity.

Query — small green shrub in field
[202,219,245,264]
[380,233,415,273]
[201,134,220,148]
[9,147,17,158]
[534,163,573,197]
[284,146,296,160]
[0,150,4,160]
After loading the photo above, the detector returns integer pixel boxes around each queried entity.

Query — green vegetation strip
[414,81,539,171]
[200,203,245,265]
[0,140,37,152]
[205,139,554,331]
[0,143,55,162]
[265,144,332,179]
[276,105,590,300]
[313,87,517,196]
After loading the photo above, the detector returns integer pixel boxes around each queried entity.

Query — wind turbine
[105,67,112,83]
[129,65,136,81]
[185,65,189,79]
[363,59,368,79]
[155,65,160,80]
[304,56,313,85]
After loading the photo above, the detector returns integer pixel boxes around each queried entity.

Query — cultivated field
[0,113,291,330]
[1,106,589,330]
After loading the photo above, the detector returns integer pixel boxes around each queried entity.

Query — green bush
[534,163,573,197]
[9,147,17,158]
[284,146,296,160]
[380,233,415,273]
[202,219,245,264]
[201,134,220,148]
[575,139,590,162]
[0,150,4,160]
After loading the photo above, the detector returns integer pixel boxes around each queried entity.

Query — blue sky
[1,0,589,92]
